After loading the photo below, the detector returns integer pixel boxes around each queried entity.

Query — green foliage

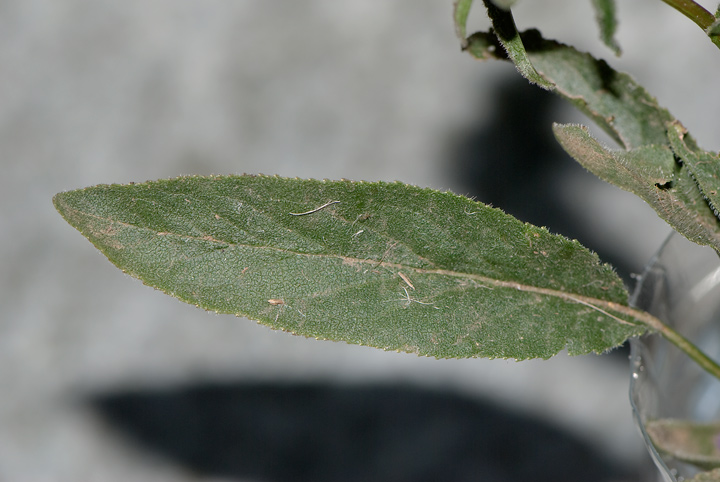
[462,25,720,256]
[53,176,647,360]
[480,0,554,89]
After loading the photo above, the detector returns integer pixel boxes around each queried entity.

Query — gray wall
[2,1,718,480]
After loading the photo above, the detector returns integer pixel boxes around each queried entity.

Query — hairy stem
[659,0,714,30]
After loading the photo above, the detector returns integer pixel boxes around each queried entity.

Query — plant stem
[636,308,720,381]
[659,0,715,31]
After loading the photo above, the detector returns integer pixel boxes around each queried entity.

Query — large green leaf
[54,175,647,360]
[553,124,720,253]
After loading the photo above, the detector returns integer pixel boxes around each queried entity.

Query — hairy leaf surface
[553,124,720,253]
[481,1,554,89]
[465,29,673,149]
[54,175,646,360]
[666,121,720,219]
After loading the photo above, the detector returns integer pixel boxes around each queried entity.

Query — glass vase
[630,232,720,481]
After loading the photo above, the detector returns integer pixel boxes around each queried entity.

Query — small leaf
[54,175,647,360]
[646,419,720,470]
[553,124,720,253]
[591,0,622,55]
[666,120,720,220]
[453,0,474,48]
[481,1,555,90]
[465,29,674,149]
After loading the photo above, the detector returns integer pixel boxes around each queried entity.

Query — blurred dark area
[89,381,637,482]
[448,76,635,284]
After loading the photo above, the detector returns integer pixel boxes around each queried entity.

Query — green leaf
[553,124,720,253]
[646,419,720,470]
[666,120,720,220]
[591,0,622,55]
[53,175,647,360]
[481,1,555,90]
[465,29,674,149]
[453,0,474,48]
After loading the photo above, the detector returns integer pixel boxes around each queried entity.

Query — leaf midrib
[77,205,645,328]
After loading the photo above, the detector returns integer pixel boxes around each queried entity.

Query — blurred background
[2,1,719,480]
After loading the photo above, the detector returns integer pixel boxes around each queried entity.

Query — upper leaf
[481,1,555,90]
[465,30,674,150]
[553,124,720,253]
[689,469,720,482]
[591,0,621,55]
[54,175,647,360]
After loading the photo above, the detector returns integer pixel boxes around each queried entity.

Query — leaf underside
[54,176,646,360]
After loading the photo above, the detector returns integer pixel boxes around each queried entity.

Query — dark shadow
[89,381,637,482]
[447,75,635,360]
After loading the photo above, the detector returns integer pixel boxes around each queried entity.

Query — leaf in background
[688,469,720,482]
[591,0,621,55]
[553,124,720,253]
[481,1,555,90]
[489,0,519,9]
[54,175,647,360]
[646,419,720,470]
[465,29,674,149]
[453,0,474,48]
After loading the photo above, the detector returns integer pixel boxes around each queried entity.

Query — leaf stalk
[659,0,714,31]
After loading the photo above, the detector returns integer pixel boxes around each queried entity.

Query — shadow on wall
[89,381,637,482]
[447,75,635,283]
